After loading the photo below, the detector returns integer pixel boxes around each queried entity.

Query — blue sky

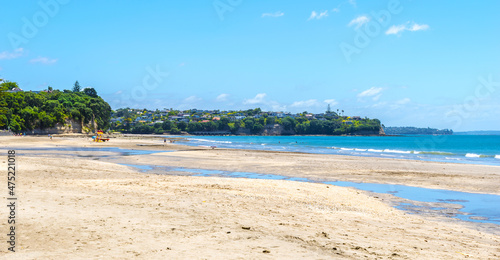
[1,0,499,131]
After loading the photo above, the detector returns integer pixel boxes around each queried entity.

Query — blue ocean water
[180,135,500,166]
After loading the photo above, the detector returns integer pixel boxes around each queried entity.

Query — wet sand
[1,135,499,259]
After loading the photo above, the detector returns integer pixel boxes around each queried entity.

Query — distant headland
[109,108,383,136]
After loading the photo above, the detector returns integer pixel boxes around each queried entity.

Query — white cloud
[372,101,387,108]
[390,98,411,109]
[243,93,267,105]
[396,98,411,105]
[385,24,406,35]
[372,94,382,101]
[289,99,339,110]
[323,99,338,106]
[242,93,287,111]
[271,104,287,111]
[290,99,320,108]
[29,56,57,65]
[358,87,383,98]
[0,48,24,60]
[308,10,329,20]
[216,93,229,102]
[331,0,356,13]
[184,96,202,103]
[348,15,370,29]
[409,23,429,32]
[386,22,429,35]
[262,11,284,18]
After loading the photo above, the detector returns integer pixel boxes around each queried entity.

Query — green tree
[281,117,296,131]
[251,123,264,134]
[187,122,201,132]
[0,84,112,132]
[8,118,22,133]
[162,120,173,130]
[0,114,7,128]
[0,84,8,126]
[83,87,98,97]
[1,81,19,90]
[177,121,188,131]
[170,127,181,134]
[72,81,81,92]
[20,107,38,130]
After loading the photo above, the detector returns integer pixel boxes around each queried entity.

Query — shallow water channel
[123,165,500,225]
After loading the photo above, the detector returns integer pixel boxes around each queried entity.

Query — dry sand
[0,135,499,259]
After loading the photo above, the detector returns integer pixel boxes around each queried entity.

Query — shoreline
[1,135,500,258]
[49,133,497,166]
[4,135,500,195]
[179,135,500,167]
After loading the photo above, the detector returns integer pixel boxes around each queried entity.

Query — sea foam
[384,149,412,154]
[191,138,232,144]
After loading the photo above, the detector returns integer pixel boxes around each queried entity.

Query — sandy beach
[1,135,499,259]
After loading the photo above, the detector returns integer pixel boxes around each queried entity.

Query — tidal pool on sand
[170,167,500,225]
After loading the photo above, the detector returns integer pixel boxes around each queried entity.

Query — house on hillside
[111,117,123,123]
[229,115,246,121]
[305,114,315,119]
[6,87,23,93]
[168,116,183,121]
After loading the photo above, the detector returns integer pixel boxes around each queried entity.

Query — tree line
[383,126,453,135]
[111,108,382,135]
[0,81,111,133]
